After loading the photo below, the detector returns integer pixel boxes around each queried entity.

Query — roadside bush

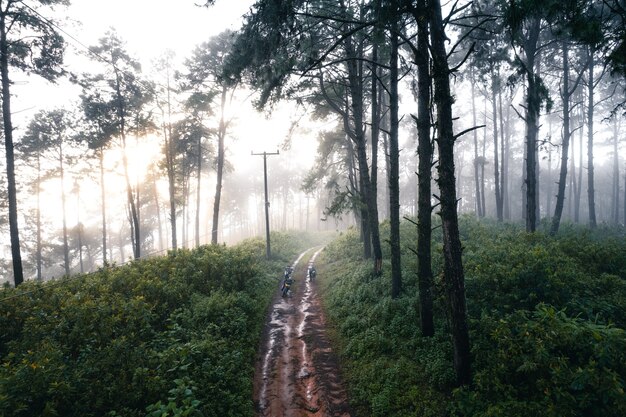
[0,231,325,417]
[458,305,626,417]
[319,217,626,417]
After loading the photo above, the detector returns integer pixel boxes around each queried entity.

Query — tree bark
[429,0,471,386]
[162,76,178,250]
[481,98,487,217]
[369,5,383,274]
[575,105,583,222]
[587,49,597,229]
[212,87,227,245]
[60,146,70,276]
[523,18,541,232]
[344,25,375,260]
[1,12,24,286]
[551,42,572,235]
[182,163,190,248]
[152,170,164,251]
[414,0,434,336]
[470,75,482,217]
[195,126,202,247]
[113,64,140,259]
[546,130,552,218]
[99,149,108,263]
[611,118,620,224]
[491,74,502,221]
[36,155,42,280]
[389,18,401,298]
[500,90,511,220]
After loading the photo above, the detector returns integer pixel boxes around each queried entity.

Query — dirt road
[254,248,352,417]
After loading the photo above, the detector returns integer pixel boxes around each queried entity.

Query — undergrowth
[318,217,626,417]
[0,231,329,417]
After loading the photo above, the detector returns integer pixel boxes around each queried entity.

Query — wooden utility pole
[252,150,279,259]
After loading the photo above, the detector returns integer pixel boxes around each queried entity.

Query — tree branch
[301,22,373,76]
[454,124,486,140]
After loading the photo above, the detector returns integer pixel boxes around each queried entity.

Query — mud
[254,248,352,417]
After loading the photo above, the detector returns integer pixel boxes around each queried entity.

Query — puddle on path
[255,247,351,417]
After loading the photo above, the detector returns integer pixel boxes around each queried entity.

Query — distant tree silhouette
[1,0,68,286]
[81,30,154,259]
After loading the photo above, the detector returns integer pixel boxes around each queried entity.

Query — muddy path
[254,248,352,417]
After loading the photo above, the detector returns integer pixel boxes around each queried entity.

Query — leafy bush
[458,305,626,417]
[318,217,626,417]
[0,231,325,417]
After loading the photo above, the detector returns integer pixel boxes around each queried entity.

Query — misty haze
[0,1,625,416]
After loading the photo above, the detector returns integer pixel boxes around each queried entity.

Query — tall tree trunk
[491,75,502,221]
[86,242,94,272]
[523,18,541,232]
[212,87,227,245]
[611,118,620,224]
[381,92,391,220]
[118,227,125,264]
[345,130,361,227]
[134,118,142,254]
[153,171,164,251]
[587,49,597,229]
[166,133,177,249]
[345,29,373,260]
[369,8,383,274]
[470,76,482,217]
[546,131,552,218]
[575,105,583,223]
[195,131,202,247]
[382,102,392,219]
[36,155,42,281]
[77,195,84,275]
[163,89,178,250]
[123,141,140,258]
[571,90,582,222]
[429,0,471,386]
[113,65,140,259]
[182,167,189,248]
[1,13,24,286]
[414,0,434,336]
[282,187,288,230]
[99,149,108,263]
[481,99,487,217]
[500,91,511,220]
[306,195,310,231]
[535,55,542,225]
[389,19,402,298]
[60,148,70,276]
[551,42,572,235]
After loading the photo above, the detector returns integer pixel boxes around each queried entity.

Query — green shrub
[319,217,626,417]
[0,231,327,417]
[458,305,626,417]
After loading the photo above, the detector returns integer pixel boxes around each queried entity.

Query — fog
[1,0,624,284]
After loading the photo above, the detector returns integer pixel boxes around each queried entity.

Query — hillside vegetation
[0,231,328,417]
[319,217,626,417]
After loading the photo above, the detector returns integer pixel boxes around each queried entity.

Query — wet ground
[254,248,352,417]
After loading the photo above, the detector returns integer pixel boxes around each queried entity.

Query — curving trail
[254,248,352,417]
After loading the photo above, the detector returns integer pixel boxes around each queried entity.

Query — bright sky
[65,0,254,66]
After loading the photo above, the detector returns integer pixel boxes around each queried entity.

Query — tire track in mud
[254,248,352,417]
